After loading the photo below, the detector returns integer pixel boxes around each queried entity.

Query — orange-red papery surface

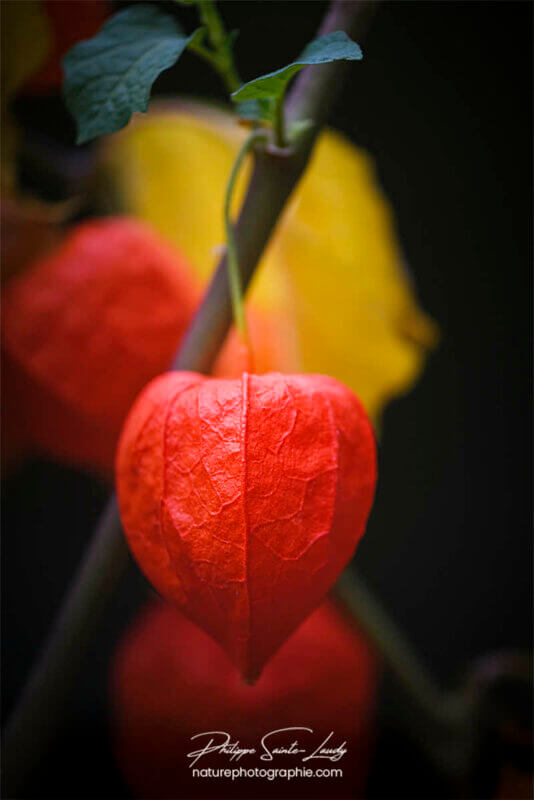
[111,598,378,799]
[1,216,288,475]
[1,218,198,475]
[116,371,377,680]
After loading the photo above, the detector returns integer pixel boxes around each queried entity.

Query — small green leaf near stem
[231,30,362,136]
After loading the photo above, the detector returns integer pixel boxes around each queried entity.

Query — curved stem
[174,0,378,373]
[172,141,309,372]
[224,131,268,344]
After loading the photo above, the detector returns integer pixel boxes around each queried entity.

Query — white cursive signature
[260,727,310,761]
[187,728,348,767]
[187,732,256,767]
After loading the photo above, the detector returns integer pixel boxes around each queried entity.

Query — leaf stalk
[223,131,268,345]
[188,0,241,94]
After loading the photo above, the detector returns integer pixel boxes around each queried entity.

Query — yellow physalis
[100,101,438,422]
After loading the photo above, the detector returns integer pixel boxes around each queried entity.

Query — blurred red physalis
[1,217,199,476]
[116,370,377,681]
[111,598,378,799]
[24,0,110,94]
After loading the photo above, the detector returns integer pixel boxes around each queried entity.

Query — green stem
[224,132,268,342]
[187,38,222,71]
[198,0,227,52]
[188,0,241,94]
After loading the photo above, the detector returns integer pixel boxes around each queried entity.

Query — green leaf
[63,5,201,144]
[231,30,362,110]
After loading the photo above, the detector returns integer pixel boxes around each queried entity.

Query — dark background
[2,1,532,798]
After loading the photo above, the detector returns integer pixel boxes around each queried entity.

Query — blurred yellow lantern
[101,101,437,422]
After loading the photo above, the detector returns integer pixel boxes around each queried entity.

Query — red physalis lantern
[116,370,377,680]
